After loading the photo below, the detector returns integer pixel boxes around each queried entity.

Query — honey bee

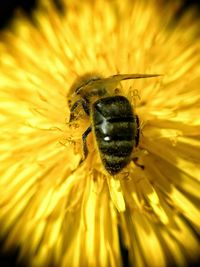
[68,73,160,175]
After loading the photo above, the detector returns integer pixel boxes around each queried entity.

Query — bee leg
[132,157,145,170]
[135,115,140,147]
[79,125,92,164]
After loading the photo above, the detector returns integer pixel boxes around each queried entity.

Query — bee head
[67,73,104,108]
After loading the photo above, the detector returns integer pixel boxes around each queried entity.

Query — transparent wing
[106,73,162,81]
[84,73,161,91]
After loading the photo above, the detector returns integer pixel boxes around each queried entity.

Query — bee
[68,73,160,175]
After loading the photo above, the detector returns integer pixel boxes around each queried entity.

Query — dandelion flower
[0,0,200,266]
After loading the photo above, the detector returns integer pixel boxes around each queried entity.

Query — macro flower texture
[0,0,200,267]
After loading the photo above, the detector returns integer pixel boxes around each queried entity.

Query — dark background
[0,0,199,266]
[0,0,200,29]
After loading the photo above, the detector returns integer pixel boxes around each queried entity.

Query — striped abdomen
[92,96,137,175]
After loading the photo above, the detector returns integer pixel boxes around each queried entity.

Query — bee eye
[114,88,120,94]
[68,99,72,107]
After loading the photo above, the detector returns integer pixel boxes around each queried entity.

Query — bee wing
[105,73,162,82]
[84,73,161,90]
[83,77,119,91]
